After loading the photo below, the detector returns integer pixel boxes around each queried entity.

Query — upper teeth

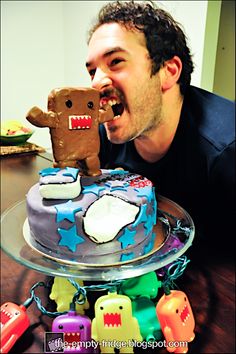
[1,309,13,318]
[65,332,80,336]
[108,99,118,106]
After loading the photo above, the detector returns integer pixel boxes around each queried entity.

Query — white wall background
[1,0,208,149]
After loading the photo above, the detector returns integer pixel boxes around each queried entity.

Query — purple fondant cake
[26,168,157,263]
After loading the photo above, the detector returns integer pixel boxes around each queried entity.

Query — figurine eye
[176,309,179,313]
[119,306,123,310]
[184,297,187,301]
[15,311,20,315]
[79,325,84,330]
[59,325,64,329]
[87,101,94,109]
[65,100,73,108]
[100,306,104,310]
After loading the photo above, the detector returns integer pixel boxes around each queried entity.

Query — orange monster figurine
[0,302,30,353]
[26,87,113,176]
[156,290,195,353]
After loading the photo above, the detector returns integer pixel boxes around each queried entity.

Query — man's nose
[91,68,112,90]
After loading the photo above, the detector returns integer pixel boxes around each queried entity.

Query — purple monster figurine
[157,235,184,277]
[52,310,96,353]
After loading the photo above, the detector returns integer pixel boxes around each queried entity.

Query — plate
[0,132,34,146]
[0,196,194,281]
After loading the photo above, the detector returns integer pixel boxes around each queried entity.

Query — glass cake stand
[1,196,194,281]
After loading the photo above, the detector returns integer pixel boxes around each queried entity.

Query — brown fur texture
[26,87,113,176]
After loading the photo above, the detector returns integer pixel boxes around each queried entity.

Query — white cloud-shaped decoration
[83,195,139,243]
[39,176,81,199]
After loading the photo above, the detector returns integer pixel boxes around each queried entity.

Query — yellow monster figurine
[49,277,89,314]
[92,292,142,353]
[156,290,195,353]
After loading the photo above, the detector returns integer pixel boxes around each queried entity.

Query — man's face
[86,22,163,144]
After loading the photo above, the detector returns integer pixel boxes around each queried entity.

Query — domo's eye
[87,101,94,109]
[65,100,73,108]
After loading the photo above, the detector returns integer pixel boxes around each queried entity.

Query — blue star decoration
[62,167,80,181]
[109,170,129,176]
[105,180,129,192]
[132,204,147,227]
[134,186,153,203]
[39,167,60,177]
[143,214,154,236]
[152,190,158,221]
[118,228,137,249]
[57,225,85,252]
[150,208,157,226]
[82,184,105,197]
[120,252,135,262]
[143,232,156,255]
[54,200,83,223]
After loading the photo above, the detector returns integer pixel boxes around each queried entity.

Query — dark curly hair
[88,1,194,95]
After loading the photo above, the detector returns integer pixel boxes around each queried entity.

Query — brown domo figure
[26,87,113,176]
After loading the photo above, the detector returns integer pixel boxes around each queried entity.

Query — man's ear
[160,56,182,92]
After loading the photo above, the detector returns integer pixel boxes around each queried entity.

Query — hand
[98,104,114,123]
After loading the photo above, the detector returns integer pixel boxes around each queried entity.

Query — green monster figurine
[132,297,162,341]
[119,271,162,299]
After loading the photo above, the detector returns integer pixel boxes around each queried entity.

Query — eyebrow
[86,46,127,68]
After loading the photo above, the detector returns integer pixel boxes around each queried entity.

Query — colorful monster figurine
[92,292,142,353]
[26,87,113,176]
[0,302,30,353]
[156,290,195,353]
[49,277,89,314]
[132,297,162,342]
[52,309,92,353]
[119,271,162,299]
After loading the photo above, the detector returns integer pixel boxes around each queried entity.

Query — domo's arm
[26,106,59,128]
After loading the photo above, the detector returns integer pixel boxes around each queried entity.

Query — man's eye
[110,58,124,66]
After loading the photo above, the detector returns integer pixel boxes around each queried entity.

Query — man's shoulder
[183,86,235,151]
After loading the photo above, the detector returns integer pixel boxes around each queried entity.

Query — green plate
[0,132,34,146]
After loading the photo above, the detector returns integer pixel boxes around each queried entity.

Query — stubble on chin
[104,123,131,144]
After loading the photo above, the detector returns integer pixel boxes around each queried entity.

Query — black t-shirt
[99,86,235,250]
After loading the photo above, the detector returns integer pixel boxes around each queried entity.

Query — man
[86,1,235,251]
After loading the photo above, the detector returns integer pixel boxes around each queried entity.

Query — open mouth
[111,102,124,119]
[69,115,92,130]
[1,307,13,326]
[64,332,80,347]
[101,98,124,120]
[103,312,122,327]
[180,304,190,324]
